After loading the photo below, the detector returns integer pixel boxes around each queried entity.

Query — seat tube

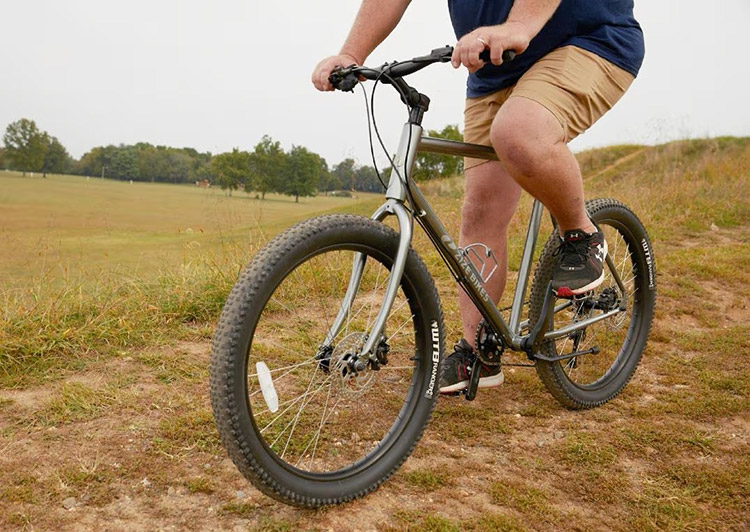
[509,199,545,336]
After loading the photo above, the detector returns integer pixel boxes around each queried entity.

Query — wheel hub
[331,332,375,394]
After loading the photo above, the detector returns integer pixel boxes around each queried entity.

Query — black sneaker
[438,339,504,394]
[551,227,608,298]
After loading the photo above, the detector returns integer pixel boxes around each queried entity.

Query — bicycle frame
[325,121,628,361]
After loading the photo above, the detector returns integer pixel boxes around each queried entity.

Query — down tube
[407,183,516,343]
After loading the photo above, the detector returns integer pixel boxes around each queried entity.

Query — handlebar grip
[479,49,516,63]
[329,68,359,92]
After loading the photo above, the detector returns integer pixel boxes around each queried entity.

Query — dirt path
[1,227,748,532]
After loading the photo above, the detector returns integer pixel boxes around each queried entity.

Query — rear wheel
[210,214,444,507]
[529,199,656,409]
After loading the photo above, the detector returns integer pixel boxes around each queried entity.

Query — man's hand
[451,21,531,73]
[312,53,362,92]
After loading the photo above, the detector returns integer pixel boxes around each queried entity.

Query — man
[312,0,644,394]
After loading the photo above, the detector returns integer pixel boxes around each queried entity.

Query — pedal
[463,357,482,401]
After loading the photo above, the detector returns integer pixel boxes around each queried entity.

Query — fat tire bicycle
[209,47,656,507]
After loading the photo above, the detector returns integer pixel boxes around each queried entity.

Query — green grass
[184,477,216,495]
[0,170,381,287]
[404,468,450,491]
[0,138,749,531]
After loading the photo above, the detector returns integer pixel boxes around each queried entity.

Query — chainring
[474,319,504,367]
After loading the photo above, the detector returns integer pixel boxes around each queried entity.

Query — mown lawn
[0,171,381,287]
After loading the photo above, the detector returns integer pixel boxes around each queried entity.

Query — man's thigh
[463,46,634,167]
[511,45,634,142]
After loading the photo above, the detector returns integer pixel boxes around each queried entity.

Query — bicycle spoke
[269,377,333,450]
[363,266,385,335]
[386,306,413,342]
[247,358,317,379]
[248,357,320,399]
[296,382,335,468]
[260,374,331,435]
[280,365,327,459]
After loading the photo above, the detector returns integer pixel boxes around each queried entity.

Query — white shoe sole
[439,371,504,394]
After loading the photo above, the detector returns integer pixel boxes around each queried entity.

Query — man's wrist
[339,50,364,65]
[502,19,533,42]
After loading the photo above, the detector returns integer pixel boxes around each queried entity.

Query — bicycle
[209,46,656,507]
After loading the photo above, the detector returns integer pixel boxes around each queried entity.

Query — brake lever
[411,45,454,64]
[329,65,360,92]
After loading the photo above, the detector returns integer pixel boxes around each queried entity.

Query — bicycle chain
[474,319,503,367]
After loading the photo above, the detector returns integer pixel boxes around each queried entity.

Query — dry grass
[0,138,748,531]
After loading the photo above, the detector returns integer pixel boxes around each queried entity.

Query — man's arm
[312,0,412,92]
[452,0,561,72]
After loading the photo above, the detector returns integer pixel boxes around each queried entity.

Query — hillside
[0,138,748,531]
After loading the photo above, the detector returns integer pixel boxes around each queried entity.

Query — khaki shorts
[464,45,634,169]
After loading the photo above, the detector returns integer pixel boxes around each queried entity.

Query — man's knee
[489,98,565,174]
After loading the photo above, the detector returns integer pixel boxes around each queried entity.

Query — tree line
[2,119,463,199]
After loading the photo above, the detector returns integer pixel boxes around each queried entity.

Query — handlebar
[329,45,516,92]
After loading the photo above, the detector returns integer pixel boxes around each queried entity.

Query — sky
[2,0,749,167]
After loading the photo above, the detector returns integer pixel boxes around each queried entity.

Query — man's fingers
[490,44,506,66]
[451,45,461,68]
[312,56,353,92]
[465,38,485,71]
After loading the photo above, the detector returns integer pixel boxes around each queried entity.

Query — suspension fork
[321,200,413,358]
[322,122,421,359]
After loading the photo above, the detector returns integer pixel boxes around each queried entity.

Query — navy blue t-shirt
[447,0,645,97]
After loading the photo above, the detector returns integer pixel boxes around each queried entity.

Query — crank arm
[464,357,482,401]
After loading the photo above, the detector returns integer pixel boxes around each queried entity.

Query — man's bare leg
[490,96,596,235]
[458,160,521,347]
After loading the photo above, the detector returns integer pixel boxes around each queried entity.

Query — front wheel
[529,199,656,409]
[210,214,444,507]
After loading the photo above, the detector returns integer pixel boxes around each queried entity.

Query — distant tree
[77,145,118,178]
[163,150,193,183]
[41,135,72,176]
[78,146,105,177]
[282,145,323,202]
[310,151,330,192]
[354,164,383,192]
[211,148,250,195]
[332,158,357,191]
[74,143,209,183]
[0,146,5,169]
[136,144,162,182]
[3,118,48,176]
[248,136,285,199]
[413,124,463,181]
[318,166,342,192]
[110,145,140,180]
[191,150,212,182]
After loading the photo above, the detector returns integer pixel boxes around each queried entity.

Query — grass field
[0,138,748,531]
[0,171,381,287]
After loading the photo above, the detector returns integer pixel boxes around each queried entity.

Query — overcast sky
[2,1,749,167]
